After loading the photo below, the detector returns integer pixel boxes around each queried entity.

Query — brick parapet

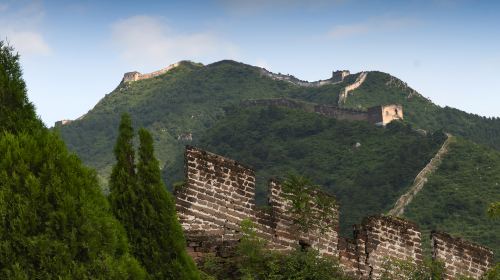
[175,146,494,279]
[338,215,423,279]
[432,231,494,279]
[176,146,339,260]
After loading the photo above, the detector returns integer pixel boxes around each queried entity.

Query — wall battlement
[174,146,494,279]
[432,231,494,280]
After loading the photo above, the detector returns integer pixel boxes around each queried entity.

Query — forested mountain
[57,60,500,258]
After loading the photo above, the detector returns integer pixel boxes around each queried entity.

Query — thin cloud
[218,0,345,14]
[110,15,239,70]
[0,1,51,56]
[328,18,420,39]
[0,3,8,12]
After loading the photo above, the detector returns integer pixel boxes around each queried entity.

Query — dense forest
[192,105,445,235]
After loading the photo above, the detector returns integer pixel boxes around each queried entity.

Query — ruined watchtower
[367,104,403,126]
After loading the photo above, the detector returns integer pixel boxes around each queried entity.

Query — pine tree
[0,41,146,279]
[0,41,42,133]
[136,128,199,279]
[109,121,199,279]
[109,113,137,225]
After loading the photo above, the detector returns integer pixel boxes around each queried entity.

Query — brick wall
[432,231,494,280]
[174,146,494,279]
[175,146,339,260]
[338,216,423,279]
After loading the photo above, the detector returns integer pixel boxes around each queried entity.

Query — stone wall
[338,216,423,279]
[121,62,181,83]
[338,72,368,105]
[367,104,403,126]
[314,104,369,122]
[259,68,350,87]
[432,231,494,280]
[241,98,401,125]
[174,146,494,279]
[175,146,339,261]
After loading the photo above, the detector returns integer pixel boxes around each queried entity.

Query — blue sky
[2,0,500,125]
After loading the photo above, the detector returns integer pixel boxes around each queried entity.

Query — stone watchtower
[367,104,403,126]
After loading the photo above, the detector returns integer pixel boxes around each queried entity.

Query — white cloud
[110,15,239,70]
[255,58,271,69]
[0,1,51,56]
[6,31,51,55]
[328,18,420,39]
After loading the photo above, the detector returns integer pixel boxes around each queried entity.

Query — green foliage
[0,130,146,279]
[0,41,42,133]
[340,71,500,150]
[484,263,500,280]
[198,106,444,234]
[109,116,199,279]
[201,219,352,280]
[0,40,145,279]
[282,174,337,233]
[488,202,500,218]
[379,257,444,280]
[404,138,500,259]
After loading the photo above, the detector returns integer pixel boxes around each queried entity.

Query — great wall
[388,134,454,217]
[242,98,403,126]
[259,68,351,87]
[338,72,368,105]
[175,146,494,280]
[121,62,182,83]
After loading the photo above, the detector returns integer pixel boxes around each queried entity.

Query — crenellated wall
[175,146,339,260]
[338,216,423,279]
[174,146,494,279]
[432,231,494,280]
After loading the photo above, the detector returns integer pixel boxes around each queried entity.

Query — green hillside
[404,137,500,258]
[192,105,445,235]
[338,71,500,150]
[58,60,500,255]
[59,60,354,180]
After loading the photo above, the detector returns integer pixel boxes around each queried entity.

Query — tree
[109,113,137,226]
[0,41,41,133]
[136,128,199,279]
[0,41,145,279]
[108,120,199,279]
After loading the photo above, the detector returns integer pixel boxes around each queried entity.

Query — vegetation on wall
[200,219,353,280]
[281,174,337,233]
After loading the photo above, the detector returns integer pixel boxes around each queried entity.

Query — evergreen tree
[0,41,146,279]
[109,120,199,279]
[136,128,199,279]
[0,41,42,133]
[109,113,137,223]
